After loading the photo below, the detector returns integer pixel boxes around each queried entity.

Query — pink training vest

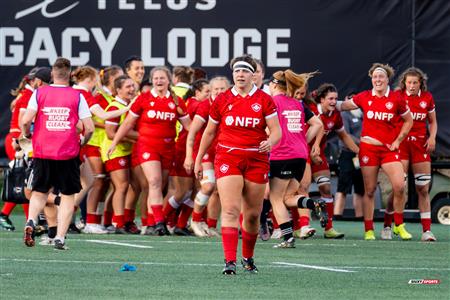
[32,85,81,160]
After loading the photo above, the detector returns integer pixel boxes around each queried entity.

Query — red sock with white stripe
[222,227,239,262]
[420,212,431,232]
[241,228,258,259]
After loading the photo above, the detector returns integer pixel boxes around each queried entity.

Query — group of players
[1,54,438,274]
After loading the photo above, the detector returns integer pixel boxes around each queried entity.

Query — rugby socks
[279,221,294,241]
[1,202,16,215]
[222,227,239,262]
[260,199,271,225]
[176,204,193,229]
[296,196,316,210]
[393,212,404,226]
[241,228,258,259]
[54,196,61,206]
[163,196,180,219]
[112,215,124,228]
[192,211,203,222]
[141,217,148,227]
[147,213,156,227]
[124,209,135,223]
[86,213,97,224]
[22,203,29,219]
[290,208,300,231]
[324,200,334,231]
[271,211,279,229]
[103,210,113,226]
[151,205,164,224]
[48,226,57,239]
[207,218,217,229]
[364,219,374,231]
[383,211,394,227]
[299,216,310,228]
[420,212,431,232]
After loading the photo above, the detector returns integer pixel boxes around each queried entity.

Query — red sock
[147,213,156,226]
[21,203,29,219]
[176,204,193,228]
[192,211,203,222]
[393,212,403,226]
[239,213,243,228]
[1,202,16,215]
[151,205,164,224]
[241,228,258,259]
[384,212,393,227]
[141,217,148,227]
[124,209,135,223]
[207,218,217,228]
[290,208,300,230]
[364,219,374,231]
[421,218,431,232]
[113,215,125,228]
[103,210,113,226]
[86,213,97,224]
[270,211,279,229]
[95,214,102,224]
[325,202,334,230]
[163,201,177,219]
[299,216,310,228]
[222,227,239,262]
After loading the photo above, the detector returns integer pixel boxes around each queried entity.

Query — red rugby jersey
[9,86,33,131]
[176,97,203,152]
[210,86,277,149]
[351,88,409,146]
[308,102,344,149]
[402,90,435,138]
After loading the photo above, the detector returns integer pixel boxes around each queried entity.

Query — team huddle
[2,54,438,275]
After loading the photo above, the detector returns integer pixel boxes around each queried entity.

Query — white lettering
[97,0,106,9]
[267,29,290,67]
[15,0,79,19]
[372,111,394,121]
[0,28,23,65]
[91,28,122,66]
[144,0,162,9]
[196,0,216,10]
[201,29,229,66]
[234,29,261,59]
[167,28,196,66]
[62,28,90,65]
[119,0,135,10]
[167,0,188,10]
[411,112,426,121]
[232,116,260,128]
[141,28,165,65]
[25,28,58,65]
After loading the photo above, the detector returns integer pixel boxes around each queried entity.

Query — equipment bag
[1,158,29,204]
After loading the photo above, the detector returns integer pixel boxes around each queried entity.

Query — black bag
[1,158,30,204]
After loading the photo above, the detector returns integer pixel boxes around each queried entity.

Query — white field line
[84,240,153,249]
[273,262,450,271]
[273,262,356,273]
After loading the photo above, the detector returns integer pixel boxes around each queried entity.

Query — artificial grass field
[0,215,449,300]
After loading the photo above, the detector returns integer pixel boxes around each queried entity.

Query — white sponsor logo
[282,110,302,133]
[143,152,150,160]
[42,106,71,131]
[225,116,260,127]
[419,101,427,109]
[225,116,234,125]
[385,102,393,110]
[411,112,426,121]
[327,121,334,129]
[228,104,233,111]
[368,101,373,106]
[220,164,229,173]
[251,103,261,112]
[168,102,175,109]
[15,0,80,20]
[150,101,155,107]
[119,158,127,166]
[366,110,394,121]
[362,156,369,164]
[147,110,176,120]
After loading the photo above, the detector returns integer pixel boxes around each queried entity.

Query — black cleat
[241,257,258,273]
[124,221,141,234]
[222,260,237,275]
[0,214,15,231]
[67,223,81,234]
[154,222,170,236]
[115,227,127,234]
[313,199,328,228]
[54,239,68,250]
[144,226,156,235]
[23,220,35,247]
[174,227,193,236]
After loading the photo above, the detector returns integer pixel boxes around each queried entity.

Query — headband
[373,67,388,76]
[269,76,286,86]
[232,61,255,73]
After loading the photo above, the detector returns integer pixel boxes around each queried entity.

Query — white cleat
[82,224,109,234]
[39,236,54,246]
[207,227,221,237]
[421,231,437,242]
[380,226,393,240]
[299,226,316,239]
[140,225,147,235]
[191,221,209,237]
[271,228,282,239]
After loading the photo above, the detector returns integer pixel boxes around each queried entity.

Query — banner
[1,0,449,157]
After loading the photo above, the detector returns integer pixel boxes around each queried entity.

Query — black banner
[1,0,449,157]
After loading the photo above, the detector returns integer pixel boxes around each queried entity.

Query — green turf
[0,215,449,300]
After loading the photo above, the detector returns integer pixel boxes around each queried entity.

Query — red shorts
[194,148,216,164]
[399,136,430,164]
[137,143,174,170]
[81,144,101,159]
[359,142,400,167]
[5,132,20,160]
[214,149,269,184]
[105,156,130,172]
[131,145,140,169]
[170,150,191,177]
[308,152,329,174]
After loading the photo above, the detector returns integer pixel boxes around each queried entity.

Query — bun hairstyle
[71,65,97,83]
[150,66,185,115]
[271,69,318,97]
[314,83,338,102]
[185,79,209,99]
[100,65,123,87]
[396,67,428,92]
[173,66,194,84]
[368,63,395,80]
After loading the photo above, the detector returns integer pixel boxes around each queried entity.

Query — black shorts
[269,158,307,182]
[337,151,364,196]
[29,158,82,195]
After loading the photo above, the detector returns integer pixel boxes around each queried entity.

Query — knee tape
[200,169,216,185]
[93,173,106,179]
[315,175,330,186]
[194,191,210,206]
[414,174,431,186]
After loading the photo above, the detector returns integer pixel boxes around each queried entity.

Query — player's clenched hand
[259,139,272,153]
